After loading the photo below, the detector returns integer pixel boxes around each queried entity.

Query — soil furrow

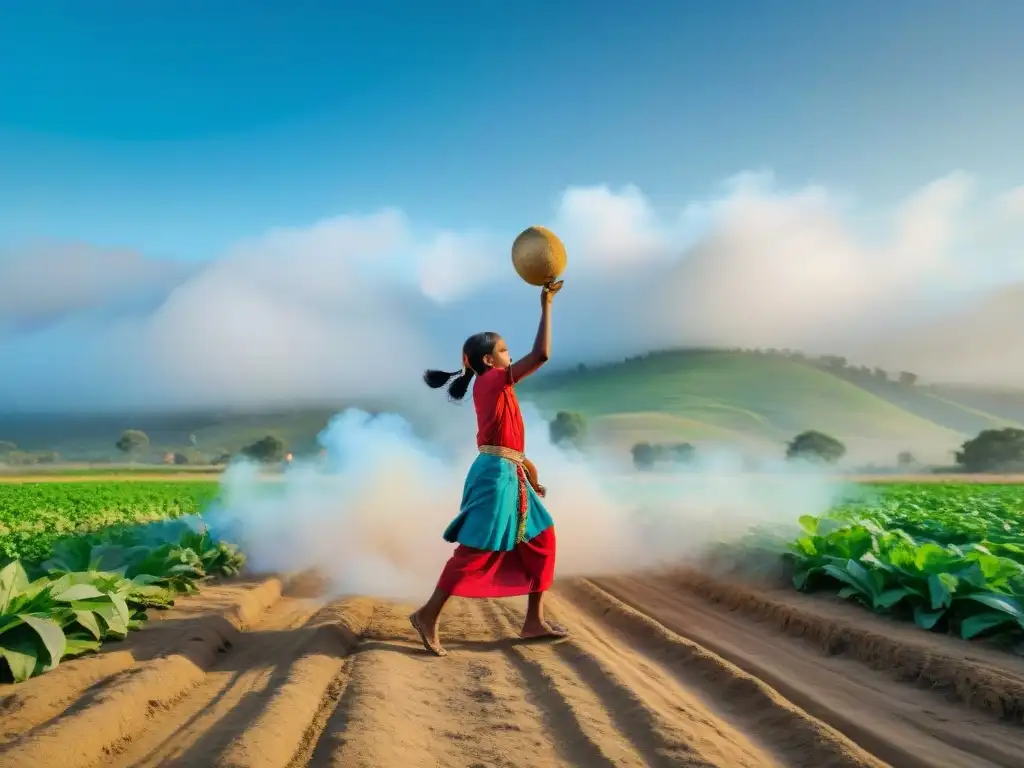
[4,571,1021,767]
[666,568,1024,721]
[104,596,325,767]
[310,598,570,768]
[215,597,375,768]
[0,578,284,768]
[557,579,885,768]
[476,599,637,767]
[592,574,1024,768]
[493,595,788,767]
[0,577,283,745]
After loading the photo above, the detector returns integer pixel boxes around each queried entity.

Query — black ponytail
[423,369,458,389]
[422,368,475,401]
[446,369,474,400]
[423,330,500,403]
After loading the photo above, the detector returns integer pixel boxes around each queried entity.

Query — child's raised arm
[509,281,562,383]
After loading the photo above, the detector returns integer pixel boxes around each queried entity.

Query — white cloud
[415,230,498,303]
[1,170,1023,410]
[0,243,192,331]
[893,171,973,258]
[553,184,671,269]
[997,186,1024,219]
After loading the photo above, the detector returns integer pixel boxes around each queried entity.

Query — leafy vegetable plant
[0,504,244,682]
[788,485,1024,645]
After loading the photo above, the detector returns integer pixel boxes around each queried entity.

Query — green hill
[518,350,968,458]
[807,366,1021,435]
[4,349,1024,465]
[930,385,1024,426]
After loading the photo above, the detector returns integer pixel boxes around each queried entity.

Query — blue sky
[3,1,1022,261]
[2,1,1024,411]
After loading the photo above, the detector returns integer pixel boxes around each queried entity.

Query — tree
[115,429,149,459]
[34,450,59,464]
[898,371,919,386]
[785,430,846,464]
[2,450,37,466]
[955,428,1024,472]
[819,355,848,370]
[241,435,287,463]
[668,442,696,464]
[897,450,916,468]
[631,442,657,471]
[548,411,587,449]
[167,447,205,465]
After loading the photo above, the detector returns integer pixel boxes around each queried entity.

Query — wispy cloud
[1,170,1022,411]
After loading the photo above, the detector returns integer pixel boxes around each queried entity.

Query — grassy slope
[5,350,1023,462]
[518,351,965,453]
[931,385,1024,426]
[818,369,1020,435]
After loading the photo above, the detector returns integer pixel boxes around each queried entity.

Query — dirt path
[594,575,1024,768]
[2,574,1023,768]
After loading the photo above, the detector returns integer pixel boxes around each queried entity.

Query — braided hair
[423,331,500,401]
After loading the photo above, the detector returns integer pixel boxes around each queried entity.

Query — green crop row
[1,519,244,683]
[788,484,1024,646]
[0,482,219,562]
[0,481,244,683]
[828,484,1024,548]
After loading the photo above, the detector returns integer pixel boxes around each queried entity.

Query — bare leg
[410,588,450,656]
[525,590,546,627]
[520,591,569,639]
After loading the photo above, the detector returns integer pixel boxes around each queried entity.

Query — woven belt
[479,445,525,464]
[479,445,530,543]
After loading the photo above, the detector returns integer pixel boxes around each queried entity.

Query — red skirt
[437,526,557,598]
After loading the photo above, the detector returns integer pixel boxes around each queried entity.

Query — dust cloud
[206,405,844,600]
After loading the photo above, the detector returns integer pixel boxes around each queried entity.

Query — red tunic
[435,364,557,598]
[473,366,524,451]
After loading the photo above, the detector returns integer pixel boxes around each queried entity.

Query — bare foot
[409,612,448,657]
[519,620,569,640]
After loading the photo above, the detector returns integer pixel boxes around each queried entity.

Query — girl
[409,281,568,657]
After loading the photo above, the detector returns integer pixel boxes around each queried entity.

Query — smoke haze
[3,170,1024,413]
[207,407,845,599]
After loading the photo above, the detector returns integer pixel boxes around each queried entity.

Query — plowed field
[2,572,1023,768]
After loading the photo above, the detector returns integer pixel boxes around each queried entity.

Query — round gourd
[511,226,567,286]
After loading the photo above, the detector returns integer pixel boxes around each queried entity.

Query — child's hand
[541,281,563,304]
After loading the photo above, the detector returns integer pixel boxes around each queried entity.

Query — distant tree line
[732,349,922,387]
[110,419,1024,475]
[0,441,59,466]
[551,346,925,391]
[631,442,696,471]
[105,429,292,467]
[779,427,1024,473]
[808,353,920,386]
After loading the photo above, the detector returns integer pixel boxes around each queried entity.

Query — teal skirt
[442,453,554,552]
